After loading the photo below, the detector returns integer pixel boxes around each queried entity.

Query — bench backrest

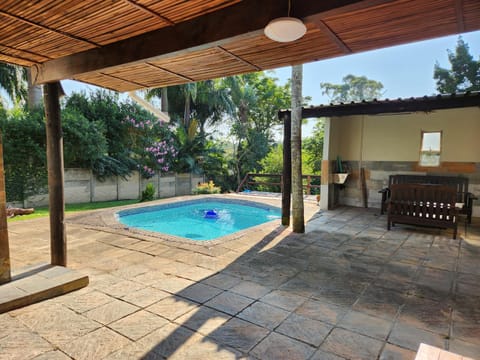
[389,183,457,221]
[388,174,468,203]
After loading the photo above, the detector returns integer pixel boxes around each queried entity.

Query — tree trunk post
[281,112,291,226]
[44,82,66,266]
[0,132,11,284]
[291,65,305,233]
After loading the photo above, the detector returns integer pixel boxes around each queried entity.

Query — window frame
[419,130,442,167]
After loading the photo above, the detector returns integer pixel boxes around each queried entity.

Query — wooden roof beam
[31,0,370,85]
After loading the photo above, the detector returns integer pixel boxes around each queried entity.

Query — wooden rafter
[216,46,262,71]
[455,0,465,32]
[311,19,351,54]
[0,10,99,48]
[99,72,149,88]
[0,43,51,62]
[145,63,195,82]
[122,0,175,26]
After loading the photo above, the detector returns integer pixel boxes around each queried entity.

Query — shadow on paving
[137,208,480,359]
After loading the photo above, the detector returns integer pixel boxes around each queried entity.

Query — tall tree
[320,74,384,103]
[0,63,26,106]
[434,37,480,93]
[291,64,304,233]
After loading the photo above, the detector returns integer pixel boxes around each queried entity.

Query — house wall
[326,107,480,216]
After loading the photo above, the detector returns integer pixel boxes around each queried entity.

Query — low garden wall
[18,169,204,207]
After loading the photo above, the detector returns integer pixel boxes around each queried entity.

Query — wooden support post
[281,112,291,226]
[44,82,66,266]
[0,133,11,284]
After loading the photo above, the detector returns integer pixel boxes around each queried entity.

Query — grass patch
[8,199,140,222]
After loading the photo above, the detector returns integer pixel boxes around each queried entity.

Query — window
[419,131,442,167]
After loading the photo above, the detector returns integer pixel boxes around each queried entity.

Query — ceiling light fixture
[264,0,306,43]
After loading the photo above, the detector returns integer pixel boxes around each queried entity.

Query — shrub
[192,180,221,195]
[140,183,155,202]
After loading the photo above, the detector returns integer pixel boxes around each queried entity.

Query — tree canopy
[433,37,480,93]
[320,74,384,103]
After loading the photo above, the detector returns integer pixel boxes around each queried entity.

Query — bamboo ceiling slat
[73,72,140,93]
[223,25,342,70]
[137,0,241,24]
[1,0,479,91]
[101,63,187,88]
[148,47,255,82]
[464,0,480,31]
[324,0,458,52]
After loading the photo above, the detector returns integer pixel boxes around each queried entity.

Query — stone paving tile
[135,322,199,359]
[276,313,332,347]
[295,298,348,325]
[353,286,406,321]
[207,317,269,353]
[177,282,224,304]
[338,310,393,340]
[230,280,272,299]
[168,335,243,360]
[100,279,146,298]
[260,289,307,312]
[146,295,199,321]
[175,306,231,336]
[14,302,101,346]
[84,298,139,325]
[0,315,54,359]
[388,322,446,351]
[379,343,416,360]
[237,301,290,330]
[201,272,242,290]
[398,297,451,335]
[204,291,254,316]
[60,289,115,313]
[250,331,316,360]
[448,338,480,359]
[60,326,131,360]
[320,328,384,359]
[309,349,346,360]
[103,342,165,360]
[121,287,170,308]
[133,270,169,286]
[32,350,73,360]
[109,310,169,341]
[151,275,195,293]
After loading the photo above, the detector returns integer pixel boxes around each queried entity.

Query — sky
[60,29,480,137]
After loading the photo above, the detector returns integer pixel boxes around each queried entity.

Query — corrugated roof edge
[278,91,480,118]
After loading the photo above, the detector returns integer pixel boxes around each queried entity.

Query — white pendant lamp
[264,0,306,42]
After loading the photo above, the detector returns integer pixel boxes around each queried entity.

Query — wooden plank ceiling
[1,0,479,92]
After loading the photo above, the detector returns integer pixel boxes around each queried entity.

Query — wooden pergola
[1,0,479,284]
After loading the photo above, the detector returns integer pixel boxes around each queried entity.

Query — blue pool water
[117,199,281,241]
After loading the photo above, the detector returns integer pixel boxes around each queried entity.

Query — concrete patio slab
[2,197,479,359]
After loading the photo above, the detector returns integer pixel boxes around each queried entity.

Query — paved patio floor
[2,198,480,359]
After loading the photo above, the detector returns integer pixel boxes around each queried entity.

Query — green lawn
[8,199,140,222]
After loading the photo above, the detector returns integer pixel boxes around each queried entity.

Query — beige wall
[325,106,480,216]
[330,107,480,162]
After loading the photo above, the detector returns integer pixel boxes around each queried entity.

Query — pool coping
[66,194,315,247]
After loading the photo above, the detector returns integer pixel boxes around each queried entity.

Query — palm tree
[291,64,304,233]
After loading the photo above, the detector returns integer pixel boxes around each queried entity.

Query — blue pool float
[204,209,219,219]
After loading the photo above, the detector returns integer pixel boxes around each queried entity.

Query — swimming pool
[117,198,281,241]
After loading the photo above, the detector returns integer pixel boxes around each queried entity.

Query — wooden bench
[380,174,477,223]
[387,183,458,239]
